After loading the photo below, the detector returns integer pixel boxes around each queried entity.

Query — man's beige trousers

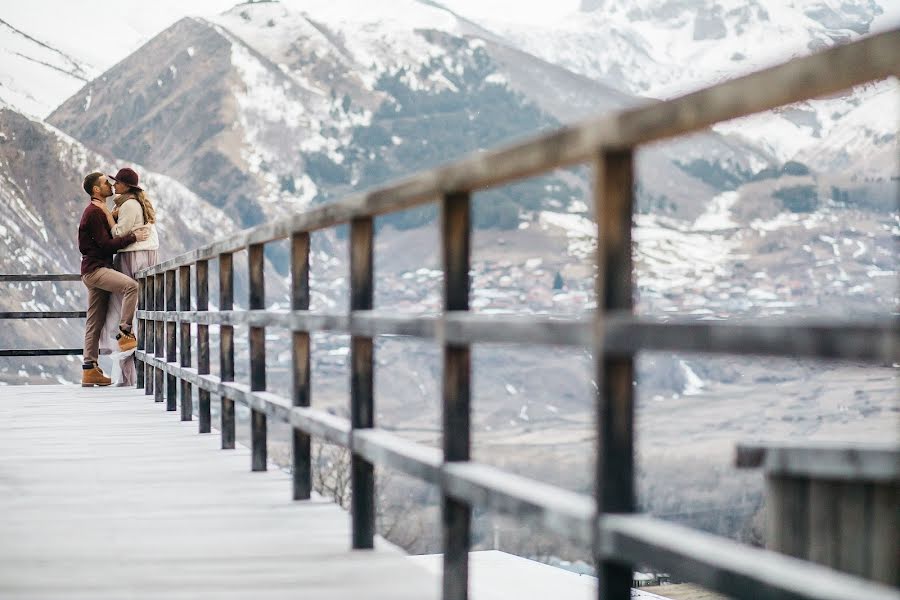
[82,267,138,364]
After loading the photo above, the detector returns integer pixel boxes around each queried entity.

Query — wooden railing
[134,30,900,600]
[0,274,84,357]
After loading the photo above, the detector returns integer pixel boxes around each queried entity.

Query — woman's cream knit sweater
[111,197,159,252]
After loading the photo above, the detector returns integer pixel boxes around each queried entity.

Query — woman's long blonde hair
[130,188,156,224]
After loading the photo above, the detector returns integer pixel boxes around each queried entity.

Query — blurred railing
[134,30,900,600]
[0,274,84,357]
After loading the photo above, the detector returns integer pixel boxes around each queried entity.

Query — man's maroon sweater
[78,203,136,275]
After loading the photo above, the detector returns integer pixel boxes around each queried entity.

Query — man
[79,171,150,386]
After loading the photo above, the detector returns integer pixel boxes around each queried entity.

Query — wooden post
[136,276,145,389]
[196,259,211,434]
[350,217,375,549]
[219,252,235,450]
[165,269,177,412]
[154,273,165,404]
[144,274,154,396]
[178,265,192,422]
[593,150,635,600]
[441,191,471,600]
[291,232,312,500]
[248,243,267,472]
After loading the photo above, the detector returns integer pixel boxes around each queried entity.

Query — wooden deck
[0,385,438,599]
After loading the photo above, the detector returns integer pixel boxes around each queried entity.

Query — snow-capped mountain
[0,17,97,118]
[490,0,897,98]
[477,0,900,175]
[46,0,776,251]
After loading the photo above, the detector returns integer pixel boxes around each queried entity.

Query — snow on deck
[0,385,437,599]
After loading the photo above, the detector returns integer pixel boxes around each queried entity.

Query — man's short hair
[83,172,104,196]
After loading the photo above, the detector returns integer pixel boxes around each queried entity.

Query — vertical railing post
[165,269,177,412]
[291,232,312,500]
[196,259,211,433]
[145,274,154,396]
[179,265,192,421]
[350,217,375,549]
[593,149,636,600]
[136,275,145,389]
[219,252,235,449]
[440,191,472,600]
[154,273,165,403]
[248,243,267,472]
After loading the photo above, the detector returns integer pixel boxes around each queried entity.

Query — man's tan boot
[82,362,112,387]
[116,328,137,352]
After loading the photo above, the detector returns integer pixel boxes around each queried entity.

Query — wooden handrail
[129,30,900,600]
[1,274,84,358]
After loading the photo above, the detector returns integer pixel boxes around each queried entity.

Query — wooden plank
[441,191,472,600]
[0,348,83,357]
[144,274,154,397]
[593,149,635,600]
[136,276,145,389]
[135,31,900,278]
[442,462,594,546]
[165,269,177,412]
[0,274,81,281]
[767,476,810,558]
[0,385,438,600]
[837,483,872,578]
[807,480,840,568]
[196,260,211,433]
[601,514,899,600]
[218,252,235,450]
[352,429,442,485]
[349,217,375,550]
[179,265,192,422]
[0,311,85,319]
[248,243,267,472]
[291,232,312,501]
[737,442,900,481]
[868,483,898,586]
[154,273,165,404]
[135,310,898,363]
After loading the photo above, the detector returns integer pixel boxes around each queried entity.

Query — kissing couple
[78,167,160,387]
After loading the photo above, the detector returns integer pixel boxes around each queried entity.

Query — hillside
[47,1,776,246]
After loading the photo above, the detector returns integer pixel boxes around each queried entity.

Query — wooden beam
[291,232,312,501]
[349,217,375,550]
[0,348,83,357]
[218,252,235,450]
[195,260,211,433]
[248,243,267,472]
[0,311,85,319]
[165,269,177,412]
[593,149,635,600]
[441,191,472,600]
[0,274,81,281]
[136,275,145,389]
[154,273,165,404]
[144,275,154,397]
[178,265,192,422]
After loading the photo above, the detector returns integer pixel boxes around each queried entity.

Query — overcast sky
[0,0,580,68]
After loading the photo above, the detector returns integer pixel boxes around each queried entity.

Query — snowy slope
[714,78,899,176]
[488,0,899,98]
[480,0,899,169]
[0,17,95,118]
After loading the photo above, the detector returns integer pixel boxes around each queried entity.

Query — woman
[95,167,160,385]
